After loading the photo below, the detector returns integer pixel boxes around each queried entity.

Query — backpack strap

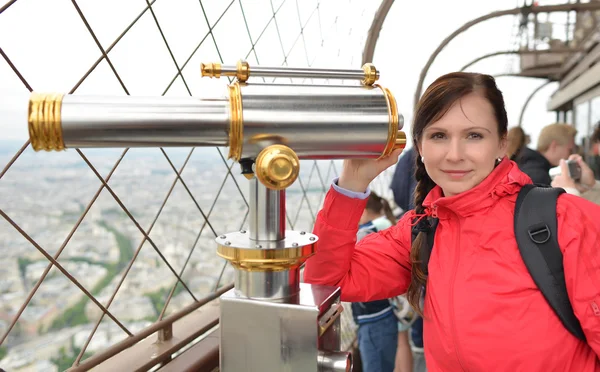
[411,217,439,275]
[514,184,586,341]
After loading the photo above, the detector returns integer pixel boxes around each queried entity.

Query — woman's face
[418,93,507,197]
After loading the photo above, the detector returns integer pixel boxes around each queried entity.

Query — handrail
[68,284,233,371]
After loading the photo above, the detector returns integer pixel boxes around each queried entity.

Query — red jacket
[304,159,600,371]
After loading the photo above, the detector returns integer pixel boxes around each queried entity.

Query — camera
[549,159,582,182]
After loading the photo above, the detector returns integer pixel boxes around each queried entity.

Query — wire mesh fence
[0,0,392,369]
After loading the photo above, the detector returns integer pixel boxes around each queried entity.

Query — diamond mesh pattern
[0,0,392,368]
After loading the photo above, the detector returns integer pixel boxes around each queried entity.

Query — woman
[353,192,413,372]
[506,126,526,161]
[304,72,600,371]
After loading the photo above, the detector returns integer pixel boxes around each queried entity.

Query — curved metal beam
[492,67,563,79]
[362,0,396,64]
[518,81,553,127]
[493,73,538,79]
[492,75,554,129]
[460,48,580,72]
[414,2,600,109]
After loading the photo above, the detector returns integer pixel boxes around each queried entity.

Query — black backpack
[412,184,586,341]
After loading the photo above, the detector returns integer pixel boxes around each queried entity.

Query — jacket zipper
[449,216,468,371]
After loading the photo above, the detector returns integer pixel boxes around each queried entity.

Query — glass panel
[586,97,600,169]
[274,0,301,56]
[590,96,600,130]
[151,0,210,67]
[108,12,178,95]
[211,1,253,63]
[240,0,273,44]
[0,0,102,92]
[75,0,147,49]
[575,101,590,150]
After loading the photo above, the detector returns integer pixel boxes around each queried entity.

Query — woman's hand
[338,148,405,192]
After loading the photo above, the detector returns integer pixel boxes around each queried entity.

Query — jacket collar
[422,158,531,218]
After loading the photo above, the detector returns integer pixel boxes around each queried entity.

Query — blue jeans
[357,313,398,372]
[410,316,424,348]
[411,287,425,348]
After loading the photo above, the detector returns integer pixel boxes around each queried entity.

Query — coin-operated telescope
[27,60,406,371]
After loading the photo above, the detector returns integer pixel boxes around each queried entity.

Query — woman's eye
[468,132,483,139]
[430,132,445,140]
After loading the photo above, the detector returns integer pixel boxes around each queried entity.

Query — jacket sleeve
[558,194,600,355]
[303,186,413,303]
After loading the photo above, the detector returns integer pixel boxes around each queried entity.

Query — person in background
[551,154,600,204]
[586,122,600,178]
[517,123,576,185]
[391,297,416,372]
[390,147,417,215]
[352,192,412,372]
[549,123,600,204]
[506,126,526,161]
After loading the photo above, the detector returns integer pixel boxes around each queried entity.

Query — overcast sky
[0,0,569,148]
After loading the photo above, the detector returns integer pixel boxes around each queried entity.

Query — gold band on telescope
[216,244,315,272]
[200,62,221,78]
[376,85,400,159]
[395,131,407,151]
[236,60,250,82]
[361,63,378,86]
[28,93,65,152]
[228,82,244,161]
[200,60,249,82]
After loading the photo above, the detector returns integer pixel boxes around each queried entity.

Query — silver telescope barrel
[201,60,379,86]
[235,82,403,160]
[28,94,230,150]
[28,84,405,161]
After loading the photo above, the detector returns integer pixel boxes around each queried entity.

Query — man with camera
[517,123,577,185]
[551,154,600,204]
[545,122,600,204]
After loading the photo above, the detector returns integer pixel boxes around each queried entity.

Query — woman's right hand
[338,148,405,192]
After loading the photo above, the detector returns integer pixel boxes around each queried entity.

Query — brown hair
[536,123,577,152]
[366,192,397,225]
[407,72,508,315]
[591,122,600,144]
[506,126,526,160]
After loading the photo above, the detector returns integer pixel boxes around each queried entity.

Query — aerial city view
[4,0,596,370]
[0,141,333,370]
